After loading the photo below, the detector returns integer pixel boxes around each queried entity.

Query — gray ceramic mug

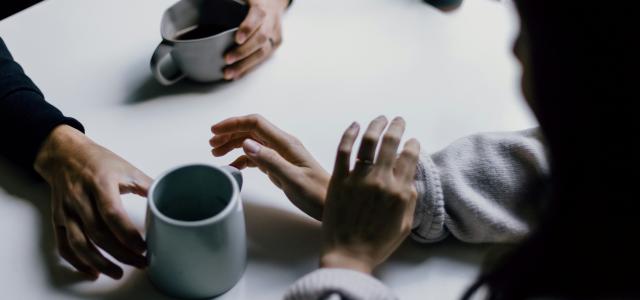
[150,0,248,85]
[146,164,246,299]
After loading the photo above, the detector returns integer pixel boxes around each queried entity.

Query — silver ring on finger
[268,37,275,48]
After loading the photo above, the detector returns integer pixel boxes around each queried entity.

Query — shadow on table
[244,200,322,266]
[0,164,323,300]
[0,160,494,299]
[0,158,90,286]
[124,75,233,105]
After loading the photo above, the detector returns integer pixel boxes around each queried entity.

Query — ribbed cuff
[284,268,397,300]
[411,155,448,243]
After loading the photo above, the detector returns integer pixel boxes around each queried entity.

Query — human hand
[34,125,152,280]
[223,0,289,80]
[210,114,329,220]
[320,116,420,274]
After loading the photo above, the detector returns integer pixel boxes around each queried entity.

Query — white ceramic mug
[150,0,248,85]
[146,164,246,299]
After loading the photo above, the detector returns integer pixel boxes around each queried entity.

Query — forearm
[412,128,550,243]
[0,37,84,170]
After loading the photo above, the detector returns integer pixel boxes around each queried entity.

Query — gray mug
[150,0,248,85]
[146,164,246,299]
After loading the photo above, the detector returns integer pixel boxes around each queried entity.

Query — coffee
[174,24,231,40]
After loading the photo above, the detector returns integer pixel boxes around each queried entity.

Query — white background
[0,0,534,299]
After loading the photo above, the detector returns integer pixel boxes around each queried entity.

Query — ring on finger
[268,37,275,48]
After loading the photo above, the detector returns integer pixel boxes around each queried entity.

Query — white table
[0,0,535,299]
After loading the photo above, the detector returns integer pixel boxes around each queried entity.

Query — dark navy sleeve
[0,37,84,169]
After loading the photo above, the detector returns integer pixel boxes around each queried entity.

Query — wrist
[320,249,374,275]
[34,125,91,179]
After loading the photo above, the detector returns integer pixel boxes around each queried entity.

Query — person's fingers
[229,155,257,170]
[210,132,251,148]
[224,46,270,80]
[235,5,267,44]
[211,136,249,157]
[85,219,147,269]
[225,22,271,65]
[333,122,360,179]
[242,139,296,180]
[210,134,232,148]
[394,138,421,182]
[376,117,406,168]
[51,185,67,231]
[52,187,98,277]
[129,170,152,197]
[65,216,123,279]
[211,114,291,152]
[54,225,98,279]
[69,189,146,268]
[93,184,146,254]
[356,116,389,165]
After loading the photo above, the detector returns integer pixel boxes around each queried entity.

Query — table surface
[0,0,535,299]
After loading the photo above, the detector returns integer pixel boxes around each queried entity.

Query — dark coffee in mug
[150,0,248,85]
[174,24,234,40]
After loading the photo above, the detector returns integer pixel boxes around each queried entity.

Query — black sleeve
[0,37,84,170]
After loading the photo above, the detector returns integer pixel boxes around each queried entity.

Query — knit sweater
[285,128,549,300]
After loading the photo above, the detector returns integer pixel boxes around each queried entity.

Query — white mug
[146,164,246,298]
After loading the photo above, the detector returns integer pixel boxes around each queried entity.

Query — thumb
[242,139,295,180]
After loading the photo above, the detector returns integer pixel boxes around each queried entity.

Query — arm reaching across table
[1,37,151,280]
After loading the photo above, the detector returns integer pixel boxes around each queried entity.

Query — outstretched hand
[34,125,151,280]
[210,114,329,220]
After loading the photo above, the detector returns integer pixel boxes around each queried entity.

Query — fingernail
[224,69,234,80]
[350,122,359,130]
[225,54,235,65]
[243,139,261,156]
[236,32,246,44]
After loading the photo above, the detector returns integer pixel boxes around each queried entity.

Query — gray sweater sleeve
[283,128,550,300]
[411,127,550,243]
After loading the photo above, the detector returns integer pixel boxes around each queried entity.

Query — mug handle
[150,41,185,85]
[221,165,243,190]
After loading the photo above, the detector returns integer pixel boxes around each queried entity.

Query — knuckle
[257,32,268,45]
[255,6,267,18]
[365,177,386,192]
[68,236,86,252]
[383,134,401,145]
[247,114,264,128]
[255,47,266,59]
[100,204,119,221]
[362,133,378,144]
[288,135,303,147]
[403,149,419,161]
